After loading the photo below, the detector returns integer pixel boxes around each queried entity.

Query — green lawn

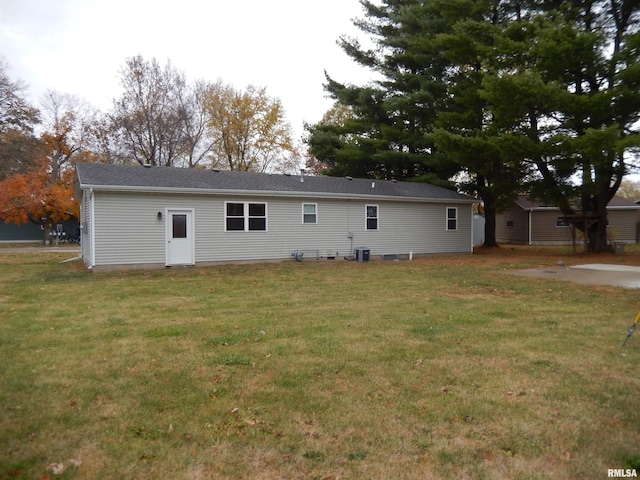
[1,247,639,479]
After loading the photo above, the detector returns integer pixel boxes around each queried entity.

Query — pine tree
[309,0,460,183]
[308,0,640,252]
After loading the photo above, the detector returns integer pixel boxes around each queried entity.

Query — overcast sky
[1,0,374,139]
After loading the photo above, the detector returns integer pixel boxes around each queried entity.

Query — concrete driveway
[510,263,640,289]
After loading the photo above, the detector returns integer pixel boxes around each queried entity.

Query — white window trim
[224,201,268,232]
[446,207,458,231]
[302,203,318,224]
[366,204,379,231]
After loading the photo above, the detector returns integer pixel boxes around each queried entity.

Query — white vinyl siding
[350,202,471,255]
[92,192,168,267]
[86,192,473,268]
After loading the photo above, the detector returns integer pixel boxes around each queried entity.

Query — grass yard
[1,246,640,479]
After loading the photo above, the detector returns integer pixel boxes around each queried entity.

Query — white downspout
[89,189,96,269]
[528,210,532,245]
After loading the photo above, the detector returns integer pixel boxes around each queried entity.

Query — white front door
[166,209,195,266]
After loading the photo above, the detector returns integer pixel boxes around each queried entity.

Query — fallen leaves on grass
[46,459,81,475]
[46,463,65,475]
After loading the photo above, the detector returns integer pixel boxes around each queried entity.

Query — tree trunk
[483,210,498,248]
[42,224,52,245]
[483,193,499,248]
[570,190,609,253]
[587,206,609,253]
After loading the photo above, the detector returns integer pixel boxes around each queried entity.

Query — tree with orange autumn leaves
[0,88,94,242]
[0,155,78,230]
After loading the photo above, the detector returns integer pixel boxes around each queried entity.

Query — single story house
[74,162,476,271]
[495,195,640,245]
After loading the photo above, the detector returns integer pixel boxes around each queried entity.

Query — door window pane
[172,214,187,238]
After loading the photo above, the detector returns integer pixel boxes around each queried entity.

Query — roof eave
[78,184,475,203]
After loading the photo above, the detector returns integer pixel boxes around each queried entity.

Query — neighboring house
[74,162,476,271]
[0,217,79,243]
[495,195,640,245]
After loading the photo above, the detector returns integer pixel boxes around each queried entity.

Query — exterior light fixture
[157,211,163,220]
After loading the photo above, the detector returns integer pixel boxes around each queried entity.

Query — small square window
[506,220,514,228]
[303,203,317,224]
[556,217,570,227]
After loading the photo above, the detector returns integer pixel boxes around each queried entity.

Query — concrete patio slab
[509,263,640,289]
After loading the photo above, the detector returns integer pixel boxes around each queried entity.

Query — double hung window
[366,205,378,230]
[302,203,317,224]
[225,202,267,231]
[446,207,458,231]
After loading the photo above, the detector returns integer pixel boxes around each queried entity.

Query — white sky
[0,0,374,140]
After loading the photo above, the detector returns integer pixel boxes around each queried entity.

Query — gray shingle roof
[75,162,475,203]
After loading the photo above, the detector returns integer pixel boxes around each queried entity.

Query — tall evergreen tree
[308,0,460,183]
[308,0,640,252]
[481,0,640,251]
[431,0,533,247]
